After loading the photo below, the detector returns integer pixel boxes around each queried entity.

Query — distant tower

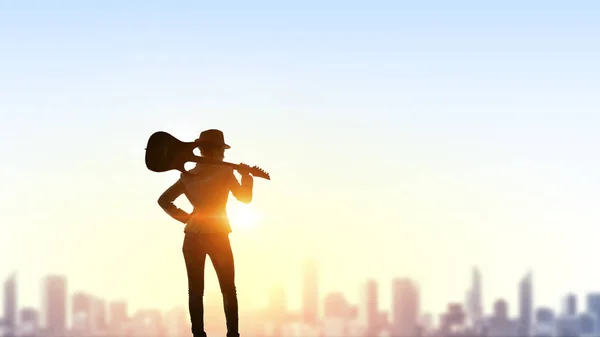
[563,293,577,316]
[3,272,17,337]
[43,274,67,334]
[518,271,533,337]
[391,278,420,337]
[466,267,483,326]
[361,279,379,336]
[302,259,319,325]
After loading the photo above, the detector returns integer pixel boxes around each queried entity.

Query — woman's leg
[182,233,208,337]
[207,234,239,337]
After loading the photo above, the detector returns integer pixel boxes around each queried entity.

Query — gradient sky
[2,0,600,320]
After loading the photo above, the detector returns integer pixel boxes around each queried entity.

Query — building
[323,292,355,336]
[533,307,555,337]
[42,274,67,335]
[359,279,380,337]
[164,306,191,337]
[535,307,554,324]
[440,303,466,332]
[554,313,596,337]
[586,293,600,333]
[579,313,596,335]
[419,313,433,335]
[72,292,93,332]
[92,296,107,331]
[19,308,39,337]
[378,311,390,336]
[494,299,508,320]
[556,315,579,337]
[108,300,128,331]
[563,293,577,316]
[391,278,419,337]
[3,272,17,337]
[466,267,483,327]
[518,271,533,337]
[129,309,165,337]
[302,259,319,325]
[487,299,519,337]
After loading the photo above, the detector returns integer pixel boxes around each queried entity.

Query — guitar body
[145,131,200,173]
[145,131,271,180]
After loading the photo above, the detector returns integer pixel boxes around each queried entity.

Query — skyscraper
[360,279,379,336]
[42,274,67,334]
[563,293,577,316]
[466,267,483,326]
[391,277,420,337]
[518,271,533,337]
[3,272,17,337]
[580,313,595,335]
[586,293,600,333]
[72,292,92,332]
[302,259,319,325]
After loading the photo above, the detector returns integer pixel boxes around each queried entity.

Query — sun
[227,201,260,229]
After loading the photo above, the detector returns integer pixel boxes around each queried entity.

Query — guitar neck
[186,150,270,180]
[218,161,240,169]
[191,155,240,169]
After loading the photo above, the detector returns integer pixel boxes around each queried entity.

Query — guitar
[144,131,271,180]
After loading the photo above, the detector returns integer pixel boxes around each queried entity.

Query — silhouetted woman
[158,129,253,337]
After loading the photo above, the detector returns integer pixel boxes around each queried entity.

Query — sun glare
[227,201,259,229]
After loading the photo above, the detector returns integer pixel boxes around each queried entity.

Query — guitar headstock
[250,166,271,180]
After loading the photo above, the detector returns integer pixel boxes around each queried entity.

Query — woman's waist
[191,207,228,218]
[186,209,231,232]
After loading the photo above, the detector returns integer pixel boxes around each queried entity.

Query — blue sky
[2,0,600,318]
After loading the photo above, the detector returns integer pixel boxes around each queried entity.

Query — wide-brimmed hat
[195,129,230,149]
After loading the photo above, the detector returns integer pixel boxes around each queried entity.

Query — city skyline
[6,257,600,318]
[5,265,600,336]
[3,0,600,322]
[5,265,600,323]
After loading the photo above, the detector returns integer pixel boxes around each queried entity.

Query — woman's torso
[180,164,234,233]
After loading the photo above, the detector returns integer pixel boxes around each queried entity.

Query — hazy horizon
[2,0,600,318]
